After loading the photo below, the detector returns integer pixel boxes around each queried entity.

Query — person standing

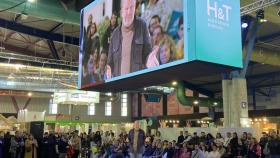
[0,131,4,158]
[58,135,68,158]
[153,131,162,143]
[128,121,145,158]
[260,133,269,158]
[268,131,280,158]
[10,132,24,158]
[54,133,60,158]
[24,135,38,158]
[230,132,242,158]
[215,133,225,146]
[102,12,118,52]
[184,131,192,142]
[177,131,185,145]
[4,132,11,158]
[71,131,81,158]
[224,132,232,148]
[82,22,100,85]
[248,138,261,158]
[191,132,200,146]
[93,131,102,145]
[107,0,160,78]
[199,132,207,144]
[84,14,93,41]
[39,132,50,158]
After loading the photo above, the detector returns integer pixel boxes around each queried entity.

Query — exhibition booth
[0,114,17,131]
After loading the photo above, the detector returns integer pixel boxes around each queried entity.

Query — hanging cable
[0,1,26,13]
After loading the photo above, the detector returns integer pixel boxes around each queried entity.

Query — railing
[0,51,78,68]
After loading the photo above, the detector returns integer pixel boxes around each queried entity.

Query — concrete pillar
[223,78,249,127]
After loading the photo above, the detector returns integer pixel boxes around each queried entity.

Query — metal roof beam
[2,43,49,58]
[241,0,280,16]
[241,19,260,78]
[47,23,64,60]
[0,18,79,46]
[248,71,280,80]
[49,23,64,33]
[198,71,280,87]
[197,81,221,87]
[257,32,280,42]
[47,39,60,60]
[249,81,280,89]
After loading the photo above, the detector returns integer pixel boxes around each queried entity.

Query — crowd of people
[1,122,280,158]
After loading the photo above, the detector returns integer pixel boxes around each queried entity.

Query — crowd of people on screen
[81,0,184,85]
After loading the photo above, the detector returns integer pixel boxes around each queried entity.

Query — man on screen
[106,0,160,79]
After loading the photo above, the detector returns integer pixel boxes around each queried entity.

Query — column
[223,78,249,127]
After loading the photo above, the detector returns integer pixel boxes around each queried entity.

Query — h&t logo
[207,0,232,21]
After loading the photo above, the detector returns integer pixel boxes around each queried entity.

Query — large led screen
[79,0,242,90]
[79,0,185,88]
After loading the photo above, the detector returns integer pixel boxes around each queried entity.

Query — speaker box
[30,121,44,140]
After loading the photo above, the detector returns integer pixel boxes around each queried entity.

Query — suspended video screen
[78,0,243,90]
[79,0,186,89]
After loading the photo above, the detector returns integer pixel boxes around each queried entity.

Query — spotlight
[241,22,248,28]
[259,19,268,23]
[27,92,32,97]
[193,100,199,105]
[257,9,264,19]
[172,81,177,86]
[15,64,24,70]
[256,9,267,23]
[213,102,218,106]
[27,0,36,3]
[241,16,249,29]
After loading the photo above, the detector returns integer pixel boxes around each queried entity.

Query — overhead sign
[192,0,242,67]
[53,90,99,105]
[18,110,45,123]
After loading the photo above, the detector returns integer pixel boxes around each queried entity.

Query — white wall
[0,95,131,122]
[0,96,49,113]
[70,99,131,122]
